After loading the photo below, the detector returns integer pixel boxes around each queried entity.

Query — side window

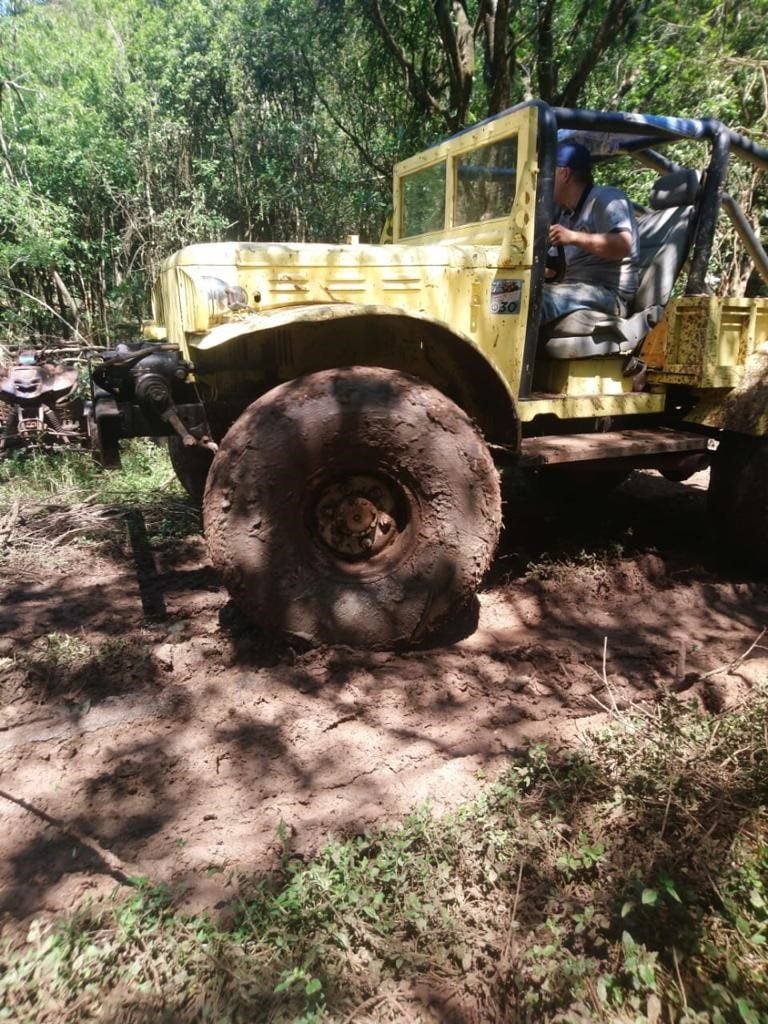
[454,137,518,226]
[401,161,446,238]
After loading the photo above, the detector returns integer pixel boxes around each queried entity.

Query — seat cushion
[649,168,700,210]
[541,308,605,338]
[543,333,637,358]
[542,306,664,359]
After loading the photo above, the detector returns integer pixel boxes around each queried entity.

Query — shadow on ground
[1,469,766,931]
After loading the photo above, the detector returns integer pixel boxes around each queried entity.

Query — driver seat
[541,168,701,359]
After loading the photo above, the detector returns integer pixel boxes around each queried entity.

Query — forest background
[0,0,767,347]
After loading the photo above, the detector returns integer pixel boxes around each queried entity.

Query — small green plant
[556,832,607,879]
[0,439,201,579]
[596,931,658,1009]
[0,439,184,507]
[32,631,91,669]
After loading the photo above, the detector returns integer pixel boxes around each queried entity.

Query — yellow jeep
[89,100,768,647]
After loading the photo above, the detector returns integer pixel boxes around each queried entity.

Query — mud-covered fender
[686,351,768,436]
[188,302,520,450]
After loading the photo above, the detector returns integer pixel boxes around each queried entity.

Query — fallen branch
[699,628,767,681]
[601,635,620,713]
[0,787,137,885]
[0,283,90,347]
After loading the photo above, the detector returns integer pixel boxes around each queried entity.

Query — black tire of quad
[709,432,768,566]
[168,437,214,505]
[202,367,502,648]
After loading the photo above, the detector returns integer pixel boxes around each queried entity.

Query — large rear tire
[709,432,768,566]
[203,367,502,648]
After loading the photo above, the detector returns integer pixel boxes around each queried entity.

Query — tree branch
[558,0,636,107]
[536,0,557,103]
[432,0,475,127]
[481,0,514,115]
[298,49,390,179]
[367,0,446,122]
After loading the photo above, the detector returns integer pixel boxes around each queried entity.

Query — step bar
[519,427,715,469]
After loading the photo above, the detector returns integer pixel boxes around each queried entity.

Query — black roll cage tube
[635,148,768,292]
[517,101,768,398]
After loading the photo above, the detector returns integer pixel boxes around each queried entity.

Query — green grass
[2,691,767,1023]
[0,438,177,503]
[0,439,201,552]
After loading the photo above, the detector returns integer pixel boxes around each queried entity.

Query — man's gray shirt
[557,184,639,300]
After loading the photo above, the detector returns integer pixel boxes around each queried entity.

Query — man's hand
[548,224,632,260]
[548,223,576,247]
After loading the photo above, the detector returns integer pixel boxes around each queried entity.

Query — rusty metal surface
[314,474,399,560]
[653,296,768,391]
[519,427,711,466]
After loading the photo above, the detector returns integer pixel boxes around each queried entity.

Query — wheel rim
[313,473,402,561]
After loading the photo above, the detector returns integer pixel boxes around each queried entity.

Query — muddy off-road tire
[203,367,502,648]
[709,432,768,566]
[168,437,214,505]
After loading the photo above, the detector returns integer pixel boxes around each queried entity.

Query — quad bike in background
[0,351,85,456]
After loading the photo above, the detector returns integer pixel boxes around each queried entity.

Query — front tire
[203,367,502,648]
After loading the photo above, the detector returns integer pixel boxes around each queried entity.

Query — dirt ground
[1,468,767,931]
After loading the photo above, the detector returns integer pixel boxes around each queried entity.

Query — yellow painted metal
[153,244,520,391]
[518,392,666,422]
[534,356,636,397]
[685,351,768,435]
[146,105,653,428]
[150,106,538,404]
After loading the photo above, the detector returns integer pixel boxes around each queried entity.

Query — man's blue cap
[556,141,592,175]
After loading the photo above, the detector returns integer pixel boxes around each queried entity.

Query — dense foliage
[0,0,766,344]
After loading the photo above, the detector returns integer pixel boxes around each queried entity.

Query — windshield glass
[454,136,518,225]
[401,161,446,237]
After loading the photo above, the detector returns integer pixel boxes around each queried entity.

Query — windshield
[454,136,518,225]
[399,133,519,239]
[401,161,446,237]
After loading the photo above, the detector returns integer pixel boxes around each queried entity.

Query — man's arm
[548,224,632,260]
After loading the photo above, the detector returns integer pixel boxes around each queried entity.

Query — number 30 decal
[490,278,523,316]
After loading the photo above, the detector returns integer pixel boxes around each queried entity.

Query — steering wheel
[546,244,566,283]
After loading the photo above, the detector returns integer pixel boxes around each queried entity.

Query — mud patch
[1,470,767,929]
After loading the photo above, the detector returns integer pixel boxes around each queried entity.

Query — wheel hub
[315,474,400,560]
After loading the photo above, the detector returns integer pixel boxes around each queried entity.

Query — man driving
[541,141,639,326]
